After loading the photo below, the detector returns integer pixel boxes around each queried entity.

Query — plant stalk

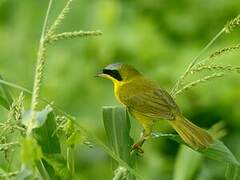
[28,0,53,134]
[171,27,226,96]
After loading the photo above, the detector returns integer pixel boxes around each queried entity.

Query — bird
[97,63,213,152]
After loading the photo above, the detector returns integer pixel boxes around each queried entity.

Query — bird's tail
[169,115,213,149]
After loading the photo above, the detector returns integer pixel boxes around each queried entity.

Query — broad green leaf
[26,105,62,179]
[20,137,43,167]
[199,140,240,166]
[33,106,61,154]
[152,132,240,178]
[173,145,203,180]
[43,154,72,179]
[102,106,136,180]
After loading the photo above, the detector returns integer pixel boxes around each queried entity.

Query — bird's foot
[131,142,144,155]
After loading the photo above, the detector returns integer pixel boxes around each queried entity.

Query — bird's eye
[103,69,122,81]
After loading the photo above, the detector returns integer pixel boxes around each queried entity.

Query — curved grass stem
[171,27,226,97]
[29,0,53,134]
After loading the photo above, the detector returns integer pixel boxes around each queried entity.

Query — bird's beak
[95,73,107,78]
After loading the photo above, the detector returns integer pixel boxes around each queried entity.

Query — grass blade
[0,96,10,110]
[0,75,13,109]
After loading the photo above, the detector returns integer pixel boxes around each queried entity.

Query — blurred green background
[0,0,240,179]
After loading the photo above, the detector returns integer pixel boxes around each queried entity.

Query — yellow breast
[113,81,123,104]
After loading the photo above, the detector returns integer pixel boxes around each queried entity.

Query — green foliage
[173,122,228,180]
[152,132,240,166]
[173,146,203,180]
[152,132,240,179]
[0,95,9,110]
[63,119,84,147]
[0,168,19,179]
[102,106,136,180]
[43,154,72,179]
[20,137,43,168]
[0,75,13,110]
[33,106,61,154]
[226,164,240,180]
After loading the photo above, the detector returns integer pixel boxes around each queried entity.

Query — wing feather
[124,88,179,120]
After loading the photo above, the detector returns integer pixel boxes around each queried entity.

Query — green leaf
[31,106,61,154]
[173,145,203,180]
[43,154,72,179]
[20,137,43,167]
[153,132,240,166]
[102,106,136,180]
[0,95,9,109]
[31,105,62,179]
[199,140,240,166]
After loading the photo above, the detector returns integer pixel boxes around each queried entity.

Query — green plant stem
[36,160,51,180]
[29,0,53,134]
[0,80,32,94]
[171,27,226,97]
[67,147,75,176]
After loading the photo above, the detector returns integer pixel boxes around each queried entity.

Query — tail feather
[169,116,213,149]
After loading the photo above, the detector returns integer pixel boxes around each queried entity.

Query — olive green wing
[123,88,179,120]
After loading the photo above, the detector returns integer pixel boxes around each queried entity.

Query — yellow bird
[97,63,213,152]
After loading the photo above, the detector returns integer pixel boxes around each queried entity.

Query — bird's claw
[131,142,144,155]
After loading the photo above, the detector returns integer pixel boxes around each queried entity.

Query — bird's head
[97,63,141,84]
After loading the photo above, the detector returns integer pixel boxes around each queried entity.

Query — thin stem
[0,80,32,94]
[46,0,73,36]
[36,160,51,180]
[40,0,53,44]
[67,147,75,175]
[174,73,224,96]
[171,27,226,96]
[29,0,53,134]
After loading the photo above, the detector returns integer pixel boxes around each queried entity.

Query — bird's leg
[131,131,146,154]
[131,126,152,154]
